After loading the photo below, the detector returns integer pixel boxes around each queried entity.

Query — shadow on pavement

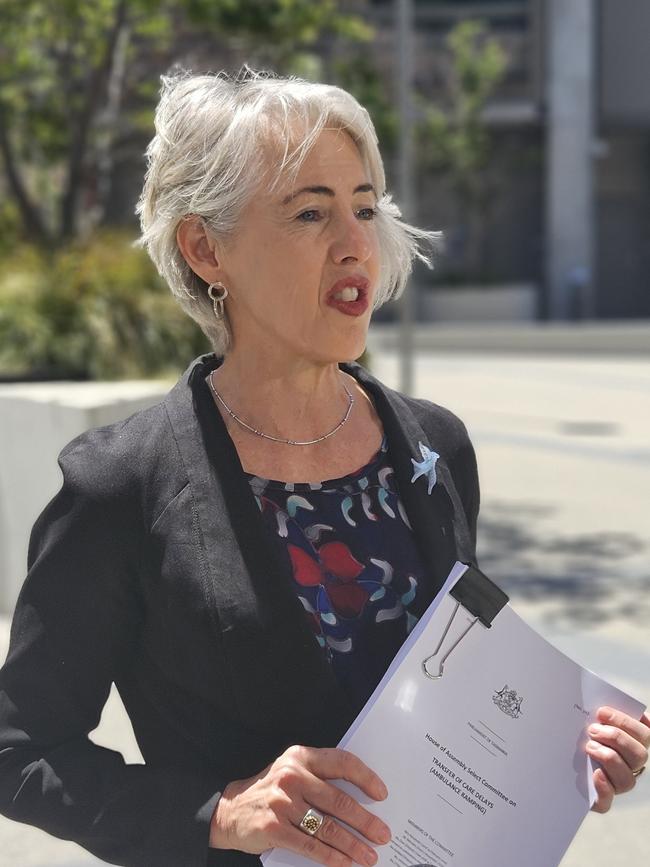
[477,500,650,627]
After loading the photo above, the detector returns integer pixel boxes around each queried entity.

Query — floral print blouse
[245,434,429,709]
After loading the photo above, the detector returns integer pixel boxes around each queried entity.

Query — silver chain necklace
[208,370,355,446]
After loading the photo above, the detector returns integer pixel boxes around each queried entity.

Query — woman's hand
[587,706,650,813]
[209,744,391,867]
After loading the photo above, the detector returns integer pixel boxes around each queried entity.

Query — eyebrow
[281,183,376,206]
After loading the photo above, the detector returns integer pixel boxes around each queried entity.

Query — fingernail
[586,740,603,754]
[364,849,377,865]
[379,827,392,844]
[588,724,604,736]
[377,782,388,799]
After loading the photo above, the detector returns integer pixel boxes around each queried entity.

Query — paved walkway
[0,352,648,865]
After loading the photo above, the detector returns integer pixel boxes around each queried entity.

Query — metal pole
[397,0,416,394]
[545,0,596,320]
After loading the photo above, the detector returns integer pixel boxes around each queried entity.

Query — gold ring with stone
[299,807,325,836]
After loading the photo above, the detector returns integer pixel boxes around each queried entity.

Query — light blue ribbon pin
[410,441,440,495]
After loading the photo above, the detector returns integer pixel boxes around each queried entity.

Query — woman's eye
[297,209,321,222]
[358,207,377,220]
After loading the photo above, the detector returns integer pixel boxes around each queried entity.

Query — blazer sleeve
[447,421,481,562]
[0,440,224,867]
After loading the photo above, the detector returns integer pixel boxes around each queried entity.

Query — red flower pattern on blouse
[288,541,368,618]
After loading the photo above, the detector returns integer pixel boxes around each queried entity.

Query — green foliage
[0,0,370,245]
[419,20,507,196]
[0,0,175,243]
[285,52,326,82]
[331,55,399,157]
[183,0,372,52]
[0,2,171,166]
[0,199,22,258]
[417,19,507,281]
[0,232,210,380]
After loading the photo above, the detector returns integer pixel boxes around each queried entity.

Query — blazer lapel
[165,354,352,740]
[341,362,468,619]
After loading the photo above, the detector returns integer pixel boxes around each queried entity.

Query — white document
[262,561,646,867]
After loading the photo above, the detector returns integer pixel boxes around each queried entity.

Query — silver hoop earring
[207,281,229,319]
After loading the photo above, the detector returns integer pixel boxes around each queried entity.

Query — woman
[0,68,646,867]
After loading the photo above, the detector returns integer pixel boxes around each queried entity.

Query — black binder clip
[422,565,509,680]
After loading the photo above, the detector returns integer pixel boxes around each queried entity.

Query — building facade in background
[366,0,650,320]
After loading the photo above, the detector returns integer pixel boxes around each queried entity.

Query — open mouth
[326,277,370,316]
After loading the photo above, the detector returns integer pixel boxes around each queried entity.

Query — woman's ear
[176,216,222,284]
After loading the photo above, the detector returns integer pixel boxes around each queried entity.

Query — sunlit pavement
[0,351,648,865]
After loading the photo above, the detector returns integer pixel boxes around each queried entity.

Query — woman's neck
[210,350,354,444]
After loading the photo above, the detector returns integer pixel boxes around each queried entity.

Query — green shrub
[0,231,210,380]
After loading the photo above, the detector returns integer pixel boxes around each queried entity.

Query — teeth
[334,286,359,302]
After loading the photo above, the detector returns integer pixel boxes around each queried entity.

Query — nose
[330,211,374,265]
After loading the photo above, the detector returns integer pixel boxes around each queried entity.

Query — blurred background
[0,1,648,864]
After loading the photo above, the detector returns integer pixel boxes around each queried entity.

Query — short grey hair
[134,66,440,355]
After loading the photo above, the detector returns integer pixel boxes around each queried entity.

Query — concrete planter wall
[0,380,171,614]
[420,282,539,322]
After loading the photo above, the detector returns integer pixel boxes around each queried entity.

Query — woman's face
[218,127,380,364]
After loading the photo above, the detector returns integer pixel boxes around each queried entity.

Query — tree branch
[60,0,129,240]
[91,21,131,230]
[0,101,50,242]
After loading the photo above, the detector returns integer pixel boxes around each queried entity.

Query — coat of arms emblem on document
[493,684,524,719]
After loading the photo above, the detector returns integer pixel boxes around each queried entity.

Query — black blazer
[0,353,480,867]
